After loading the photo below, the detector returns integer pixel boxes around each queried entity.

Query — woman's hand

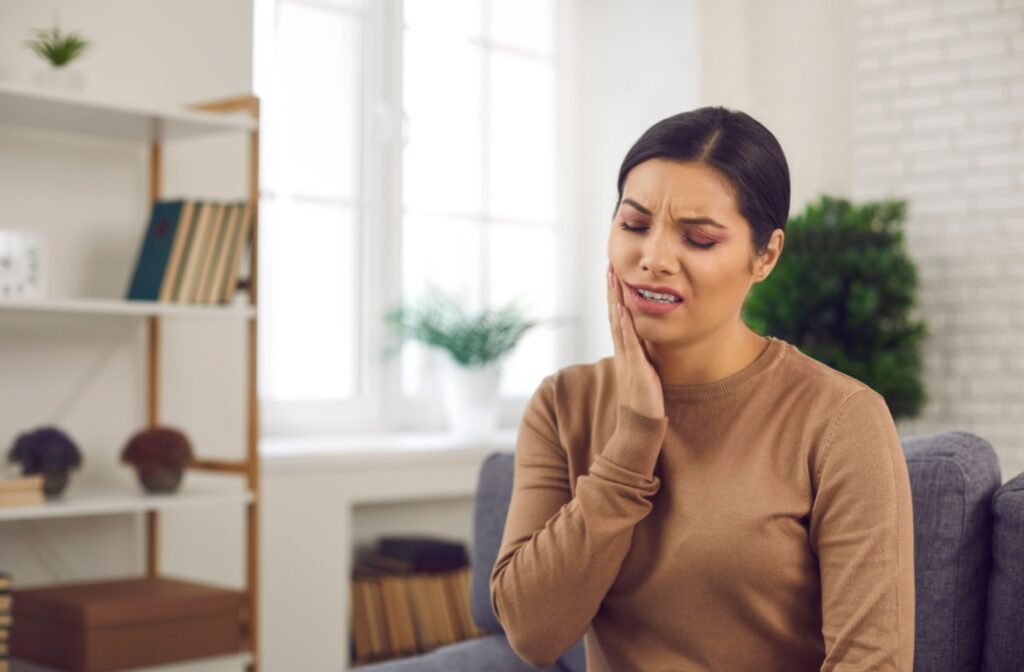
[607,262,666,420]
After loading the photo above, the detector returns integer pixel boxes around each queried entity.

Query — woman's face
[607,158,776,345]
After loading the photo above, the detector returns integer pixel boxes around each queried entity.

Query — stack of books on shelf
[126,199,253,305]
[0,572,11,672]
[350,536,486,667]
[0,474,44,508]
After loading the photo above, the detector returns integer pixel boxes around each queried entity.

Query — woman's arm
[810,388,916,671]
[490,373,667,669]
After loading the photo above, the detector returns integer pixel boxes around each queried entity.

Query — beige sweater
[490,335,915,671]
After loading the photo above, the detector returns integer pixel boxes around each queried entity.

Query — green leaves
[382,286,538,368]
[25,25,90,67]
[743,194,929,420]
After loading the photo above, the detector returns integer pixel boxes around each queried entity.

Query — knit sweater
[490,335,915,671]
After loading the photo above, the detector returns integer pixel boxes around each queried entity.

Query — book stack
[350,536,486,666]
[0,572,11,672]
[126,199,254,304]
[0,474,44,508]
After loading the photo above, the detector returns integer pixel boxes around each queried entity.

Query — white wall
[0,0,255,606]
[850,0,1024,480]
[570,0,702,364]
[571,0,858,365]
[698,0,857,212]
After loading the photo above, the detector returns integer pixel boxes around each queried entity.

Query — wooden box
[11,576,244,671]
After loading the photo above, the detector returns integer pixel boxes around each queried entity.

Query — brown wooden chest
[11,575,245,671]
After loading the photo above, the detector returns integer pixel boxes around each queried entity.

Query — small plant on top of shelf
[25,12,91,93]
[25,20,90,67]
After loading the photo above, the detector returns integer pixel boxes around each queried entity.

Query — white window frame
[255,0,580,438]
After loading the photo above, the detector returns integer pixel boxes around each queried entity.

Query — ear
[753,229,784,282]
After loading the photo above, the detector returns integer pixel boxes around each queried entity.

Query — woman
[490,106,915,671]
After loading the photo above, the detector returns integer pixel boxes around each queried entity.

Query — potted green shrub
[383,286,537,437]
[742,194,928,419]
[25,15,91,93]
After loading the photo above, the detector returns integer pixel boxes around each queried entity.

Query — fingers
[607,263,623,356]
[614,277,646,364]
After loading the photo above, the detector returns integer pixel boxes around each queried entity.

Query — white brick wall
[853,0,1024,482]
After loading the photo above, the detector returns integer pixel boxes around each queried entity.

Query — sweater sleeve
[809,388,916,671]
[489,373,668,669]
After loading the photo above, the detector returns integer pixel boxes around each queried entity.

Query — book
[0,474,43,493]
[427,573,457,645]
[205,204,239,304]
[126,200,192,301]
[222,200,253,304]
[349,577,373,664]
[377,535,468,572]
[196,203,228,303]
[360,578,388,658]
[158,199,197,302]
[187,202,223,303]
[174,201,213,302]
[0,489,45,508]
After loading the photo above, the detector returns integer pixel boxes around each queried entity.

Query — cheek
[687,256,751,300]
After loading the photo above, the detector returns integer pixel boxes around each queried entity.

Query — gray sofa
[354,431,1024,671]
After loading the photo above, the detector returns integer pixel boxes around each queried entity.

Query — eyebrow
[621,197,728,229]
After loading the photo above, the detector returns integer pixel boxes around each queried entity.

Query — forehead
[621,159,740,222]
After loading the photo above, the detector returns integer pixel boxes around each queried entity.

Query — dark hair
[614,106,790,259]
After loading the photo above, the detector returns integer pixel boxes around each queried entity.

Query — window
[255,0,570,436]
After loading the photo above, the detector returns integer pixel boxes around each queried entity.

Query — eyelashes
[618,222,718,250]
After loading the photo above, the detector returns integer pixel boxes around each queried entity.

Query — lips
[628,282,684,301]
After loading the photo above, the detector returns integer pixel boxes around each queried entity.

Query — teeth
[636,287,680,302]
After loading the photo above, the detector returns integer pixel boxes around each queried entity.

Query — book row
[350,563,485,666]
[126,199,253,305]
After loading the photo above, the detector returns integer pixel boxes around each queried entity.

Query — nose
[639,224,678,276]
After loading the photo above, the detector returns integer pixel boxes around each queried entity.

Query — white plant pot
[33,66,85,93]
[438,351,502,439]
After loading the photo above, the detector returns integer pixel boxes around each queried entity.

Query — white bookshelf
[0,81,263,670]
[0,297,255,320]
[0,475,253,523]
[0,79,255,141]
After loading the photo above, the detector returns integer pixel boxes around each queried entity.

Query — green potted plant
[121,426,194,494]
[742,194,928,419]
[383,285,537,437]
[25,14,91,93]
[6,426,83,498]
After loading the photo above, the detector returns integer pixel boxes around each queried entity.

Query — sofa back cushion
[903,431,1001,672]
[982,469,1024,672]
[471,452,516,634]
[473,430,1003,672]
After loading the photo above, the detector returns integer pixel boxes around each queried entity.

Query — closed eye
[618,222,718,250]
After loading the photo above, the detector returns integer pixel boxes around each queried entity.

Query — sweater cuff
[599,405,668,476]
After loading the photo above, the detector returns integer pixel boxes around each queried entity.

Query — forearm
[490,407,666,668]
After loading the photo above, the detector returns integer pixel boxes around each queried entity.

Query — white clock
[0,229,47,299]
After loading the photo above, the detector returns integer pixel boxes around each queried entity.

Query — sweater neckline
[660,335,786,401]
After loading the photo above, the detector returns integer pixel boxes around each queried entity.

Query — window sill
[259,428,518,473]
